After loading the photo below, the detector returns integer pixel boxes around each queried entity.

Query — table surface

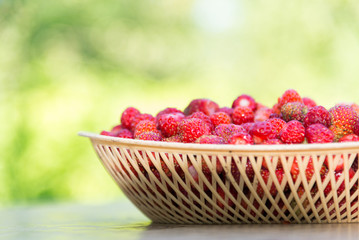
[1,198,359,240]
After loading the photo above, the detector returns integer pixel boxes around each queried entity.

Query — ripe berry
[329,105,359,141]
[116,128,134,139]
[229,132,254,145]
[303,105,331,128]
[162,135,182,143]
[187,111,214,131]
[157,112,185,137]
[302,97,317,108]
[210,112,232,126]
[265,118,286,138]
[136,132,162,141]
[216,107,233,117]
[338,134,359,142]
[232,94,257,112]
[250,121,277,144]
[121,107,141,129]
[280,120,305,144]
[184,98,219,116]
[254,106,272,122]
[278,89,302,109]
[177,118,211,143]
[130,113,155,131]
[195,135,226,144]
[291,157,327,182]
[305,124,334,143]
[156,107,182,121]
[232,106,254,125]
[214,124,246,143]
[256,168,285,197]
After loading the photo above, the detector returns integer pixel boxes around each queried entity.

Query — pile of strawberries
[101,89,359,145]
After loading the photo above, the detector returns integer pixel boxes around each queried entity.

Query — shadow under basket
[79,132,359,224]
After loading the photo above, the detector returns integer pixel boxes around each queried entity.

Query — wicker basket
[79,132,359,224]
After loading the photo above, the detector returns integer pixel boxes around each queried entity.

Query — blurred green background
[1,0,359,206]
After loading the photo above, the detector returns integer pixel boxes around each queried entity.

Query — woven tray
[79,132,359,224]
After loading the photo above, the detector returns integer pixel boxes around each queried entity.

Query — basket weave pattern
[81,132,359,224]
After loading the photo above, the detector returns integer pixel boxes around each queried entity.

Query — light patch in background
[192,0,242,33]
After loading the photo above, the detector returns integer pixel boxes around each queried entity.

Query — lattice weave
[81,132,359,224]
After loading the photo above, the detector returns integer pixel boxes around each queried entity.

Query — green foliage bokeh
[1,0,359,205]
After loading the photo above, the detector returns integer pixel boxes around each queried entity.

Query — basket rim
[78,131,359,152]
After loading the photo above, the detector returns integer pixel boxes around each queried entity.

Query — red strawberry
[177,118,211,143]
[187,111,214,131]
[232,94,257,112]
[229,132,254,145]
[338,134,359,142]
[214,124,246,143]
[241,122,255,133]
[184,98,219,116]
[156,107,182,120]
[195,135,226,144]
[110,124,123,134]
[329,105,359,141]
[216,107,233,117]
[303,105,331,128]
[278,89,302,109]
[134,120,159,138]
[157,112,185,137]
[216,186,236,209]
[232,106,254,125]
[256,168,285,197]
[254,106,272,122]
[265,118,286,138]
[353,120,359,135]
[210,112,231,126]
[291,157,327,182]
[121,107,141,129]
[136,132,162,141]
[280,102,308,122]
[305,124,334,143]
[100,130,116,136]
[116,128,134,139]
[280,120,305,144]
[272,103,282,115]
[250,121,277,144]
[302,97,317,108]
[130,113,155,131]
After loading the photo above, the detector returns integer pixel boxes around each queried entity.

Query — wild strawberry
[136,132,162,141]
[353,120,359,136]
[214,124,246,143]
[254,106,272,122]
[272,103,282,115]
[305,124,334,143]
[130,113,155,131]
[278,89,302,109]
[291,157,327,182]
[280,120,305,144]
[303,105,331,128]
[155,107,182,120]
[177,118,211,143]
[162,135,182,142]
[256,168,285,197]
[187,111,214,131]
[329,105,359,141]
[116,128,134,139]
[280,102,308,122]
[229,132,254,145]
[134,120,159,138]
[110,124,123,134]
[100,130,116,136]
[210,112,231,127]
[232,94,257,112]
[184,98,219,116]
[338,134,359,142]
[216,107,233,117]
[323,168,355,196]
[216,186,236,209]
[241,122,255,133]
[302,97,317,108]
[157,112,185,137]
[232,106,254,125]
[262,139,284,145]
[195,135,226,144]
[266,118,286,138]
[121,107,141,129]
[250,121,277,144]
